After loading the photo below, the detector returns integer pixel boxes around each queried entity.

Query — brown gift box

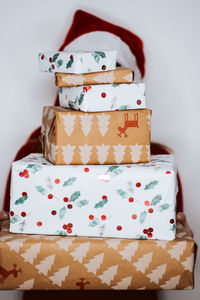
[41,106,151,165]
[0,222,196,290]
[55,67,134,87]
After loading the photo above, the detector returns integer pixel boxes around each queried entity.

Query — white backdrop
[0,0,199,299]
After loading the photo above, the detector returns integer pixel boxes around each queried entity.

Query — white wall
[0,0,199,299]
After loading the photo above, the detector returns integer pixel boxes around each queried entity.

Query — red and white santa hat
[58,10,145,81]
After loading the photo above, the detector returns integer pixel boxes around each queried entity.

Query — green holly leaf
[48,67,52,72]
[15,195,28,205]
[66,58,74,69]
[136,234,147,240]
[10,215,20,224]
[139,211,147,224]
[150,194,162,206]
[56,59,63,67]
[112,83,120,87]
[69,191,80,202]
[144,180,158,190]
[58,87,63,94]
[56,230,67,236]
[107,166,119,172]
[94,199,108,209]
[27,164,42,174]
[96,51,106,58]
[63,177,77,187]
[116,189,127,199]
[89,218,100,227]
[170,224,175,231]
[35,186,46,195]
[119,105,129,110]
[158,204,170,211]
[78,92,84,105]
[77,200,89,207]
[52,53,59,62]
[59,206,67,220]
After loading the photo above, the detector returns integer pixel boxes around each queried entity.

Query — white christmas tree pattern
[61,114,76,136]
[79,144,93,164]
[84,253,104,275]
[123,73,133,82]
[62,145,76,164]
[105,239,121,250]
[6,238,26,253]
[96,144,110,164]
[130,144,142,163]
[145,145,150,161]
[0,235,12,242]
[133,252,153,273]
[181,254,194,272]
[118,241,139,262]
[70,242,90,263]
[35,254,55,276]
[17,279,35,290]
[20,243,41,264]
[155,241,168,249]
[112,276,132,290]
[98,265,118,286]
[47,109,55,122]
[113,144,126,163]
[168,241,187,261]
[97,114,110,136]
[56,238,75,252]
[79,114,93,136]
[49,266,70,287]
[146,264,167,284]
[50,143,58,162]
[160,275,181,289]
[93,71,114,83]
[63,74,84,85]
[147,113,151,130]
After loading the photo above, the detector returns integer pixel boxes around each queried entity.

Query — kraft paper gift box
[10,153,176,240]
[38,51,116,74]
[58,83,145,112]
[0,221,196,290]
[55,67,134,87]
[41,106,151,165]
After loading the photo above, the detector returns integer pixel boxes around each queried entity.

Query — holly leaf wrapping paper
[116,189,127,199]
[63,177,77,187]
[158,204,170,211]
[10,215,20,224]
[52,53,59,62]
[77,200,89,207]
[69,191,81,202]
[94,199,108,209]
[66,57,74,69]
[144,180,158,190]
[59,207,67,220]
[14,196,28,205]
[139,211,147,224]
[56,59,63,67]
[150,194,162,205]
[89,218,100,227]
[35,186,46,195]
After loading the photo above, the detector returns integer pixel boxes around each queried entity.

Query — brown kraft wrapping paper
[41,106,151,165]
[55,67,134,87]
[0,222,197,290]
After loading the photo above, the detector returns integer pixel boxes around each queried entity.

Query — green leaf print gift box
[10,154,177,240]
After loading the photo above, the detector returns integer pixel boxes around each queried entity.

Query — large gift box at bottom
[41,106,151,165]
[10,154,177,240]
[0,222,196,290]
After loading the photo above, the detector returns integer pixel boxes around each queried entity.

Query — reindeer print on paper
[118,113,138,137]
[0,264,22,283]
[76,277,90,290]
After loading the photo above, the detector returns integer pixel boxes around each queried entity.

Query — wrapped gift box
[38,51,116,74]
[41,106,151,165]
[55,67,134,87]
[10,153,176,240]
[0,222,196,290]
[58,83,145,112]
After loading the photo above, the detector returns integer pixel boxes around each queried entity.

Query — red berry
[55,178,60,184]
[84,167,89,173]
[166,171,171,175]
[144,200,150,206]
[70,55,73,60]
[147,233,153,238]
[132,214,137,220]
[52,64,55,70]
[21,212,26,217]
[37,221,42,227]
[136,182,141,188]
[63,197,69,202]
[117,225,122,231]
[148,208,154,213]
[102,65,106,70]
[67,204,73,209]
[41,54,44,60]
[68,223,73,228]
[10,211,14,217]
[102,195,107,200]
[101,92,106,98]
[101,215,106,220]
[24,169,28,174]
[48,194,53,199]
[67,228,72,233]
[170,218,174,224]
[148,227,153,233]
[63,224,68,230]
[137,99,142,105]
[49,57,52,62]
[19,172,24,177]
[42,163,47,165]
[89,215,94,220]
[24,173,29,178]
[143,229,148,234]
[51,210,57,215]
[22,192,27,197]
[129,197,134,203]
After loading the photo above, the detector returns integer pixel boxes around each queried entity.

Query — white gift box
[10,154,177,240]
[58,83,146,112]
[38,51,117,74]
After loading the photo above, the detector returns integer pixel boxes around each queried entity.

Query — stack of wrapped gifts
[0,50,196,290]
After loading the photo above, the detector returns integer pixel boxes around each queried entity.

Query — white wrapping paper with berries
[10,154,177,240]
[38,51,117,74]
[58,83,145,112]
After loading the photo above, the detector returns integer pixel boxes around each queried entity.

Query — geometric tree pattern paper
[20,243,41,264]
[70,242,90,263]
[146,264,167,284]
[35,255,55,276]
[62,145,75,164]
[96,145,110,164]
[17,279,35,290]
[133,252,153,273]
[112,276,132,290]
[49,266,70,287]
[98,265,118,286]
[6,238,26,253]
[118,241,139,262]
[113,144,126,164]
[61,114,76,136]
[168,241,187,261]
[84,253,104,275]
[79,114,93,136]
[97,114,110,136]
[130,144,142,163]
[79,145,93,164]
[160,275,181,289]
